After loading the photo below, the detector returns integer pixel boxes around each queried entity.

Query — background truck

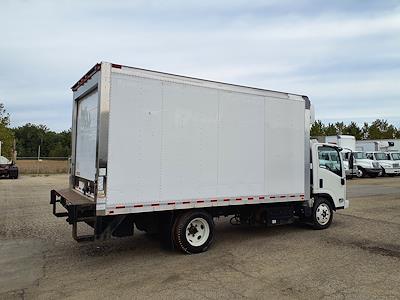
[51,62,348,254]
[352,151,381,178]
[366,151,400,176]
[385,152,400,162]
[321,135,382,178]
[356,139,400,152]
[320,135,357,178]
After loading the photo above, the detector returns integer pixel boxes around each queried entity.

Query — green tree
[335,122,345,135]
[361,122,369,139]
[0,103,14,158]
[324,123,337,136]
[310,120,325,137]
[395,127,400,139]
[367,119,395,139]
[13,124,71,158]
[13,124,48,157]
[343,122,363,140]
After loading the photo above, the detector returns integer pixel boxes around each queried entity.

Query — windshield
[0,156,11,164]
[375,153,386,160]
[391,153,400,160]
[318,146,342,176]
[354,152,367,159]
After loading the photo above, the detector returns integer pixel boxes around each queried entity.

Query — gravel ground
[0,175,399,299]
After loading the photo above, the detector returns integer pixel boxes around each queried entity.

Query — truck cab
[366,151,400,176]
[339,149,356,178]
[312,141,347,210]
[385,152,400,162]
[351,151,381,178]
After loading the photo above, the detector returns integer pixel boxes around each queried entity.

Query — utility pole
[12,138,16,162]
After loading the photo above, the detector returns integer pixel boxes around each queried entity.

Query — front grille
[372,162,380,168]
[393,163,399,168]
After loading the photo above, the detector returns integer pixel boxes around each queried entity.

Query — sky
[1,0,399,132]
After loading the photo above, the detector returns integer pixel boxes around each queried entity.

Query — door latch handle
[319,179,323,188]
[341,178,345,185]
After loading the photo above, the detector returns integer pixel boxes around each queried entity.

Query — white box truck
[323,135,382,178]
[51,62,349,254]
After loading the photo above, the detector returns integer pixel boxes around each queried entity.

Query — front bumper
[364,168,381,175]
[384,168,400,175]
[345,169,357,176]
[344,199,350,209]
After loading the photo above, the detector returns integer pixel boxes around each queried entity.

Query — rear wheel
[8,169,18,179]
[173,210,214,254]
[312,198,333,230]
[356,167,364,178]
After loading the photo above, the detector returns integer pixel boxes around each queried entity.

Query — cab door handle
[341,178,345,185]
[319,179,323,188]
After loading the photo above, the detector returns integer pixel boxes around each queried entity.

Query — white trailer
[51,62,348,254]
[324,135,355,151]
[356,139,400,152]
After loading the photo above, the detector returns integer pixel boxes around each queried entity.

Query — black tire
[173,210,214,254]
[312,197,333,230]
[356,167,365,178]
[8,170,18,179]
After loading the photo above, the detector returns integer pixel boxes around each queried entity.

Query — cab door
[313,144,346,208]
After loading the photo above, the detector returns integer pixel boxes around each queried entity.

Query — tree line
[311,119,400,140]
[0,103,71,158]
[1,102,400,159]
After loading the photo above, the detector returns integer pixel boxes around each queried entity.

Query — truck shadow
[75,217,330,259]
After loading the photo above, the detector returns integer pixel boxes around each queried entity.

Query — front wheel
[312,198,333,230]
[173,210,214,254]
[356,167,364,178]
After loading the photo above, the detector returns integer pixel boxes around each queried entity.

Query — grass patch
[16,160,68,174]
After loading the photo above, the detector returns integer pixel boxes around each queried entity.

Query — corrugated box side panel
[105,70,305,212]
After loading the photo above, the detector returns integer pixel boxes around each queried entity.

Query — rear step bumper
[50,189,96,242]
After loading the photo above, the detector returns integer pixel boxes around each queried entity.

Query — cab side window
[318,146,342,176]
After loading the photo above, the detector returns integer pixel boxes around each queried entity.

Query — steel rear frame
[51,187,309,243]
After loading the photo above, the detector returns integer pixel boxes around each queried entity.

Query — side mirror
[349,154,354,169]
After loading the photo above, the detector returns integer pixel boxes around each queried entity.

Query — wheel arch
[314,193,336,211]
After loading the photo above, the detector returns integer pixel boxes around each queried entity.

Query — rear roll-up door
[75,89,98,181]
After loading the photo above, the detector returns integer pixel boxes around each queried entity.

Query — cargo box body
[70,62,310,216]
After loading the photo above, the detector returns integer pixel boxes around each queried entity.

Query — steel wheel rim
[186,217,210,247]
[316,203,331,225]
